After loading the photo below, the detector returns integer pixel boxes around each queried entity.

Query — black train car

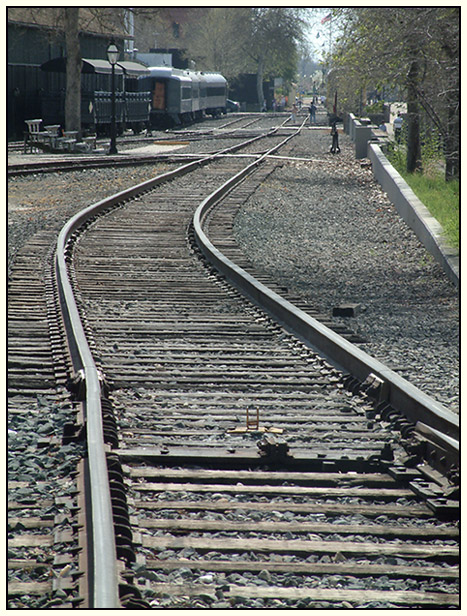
[8,16,126,140]
[8,63,44,140]
[39,57,151,134]
[228,73,274,111]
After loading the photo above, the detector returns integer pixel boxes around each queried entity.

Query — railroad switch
[62,422,85,444]
[361,372,389,402]
[247,406,259,430]
[227,406,283,434]
[257,435,290,459]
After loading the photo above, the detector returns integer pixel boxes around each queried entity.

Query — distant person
[291,104,297,123]
[309,101,317,124]
[330,122,340,154]
[379,122,387,132]
[393,113,403,142]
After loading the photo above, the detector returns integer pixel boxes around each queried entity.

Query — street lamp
[107,40,119,155]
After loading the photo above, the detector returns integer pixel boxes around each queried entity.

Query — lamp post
[107,40,119,155]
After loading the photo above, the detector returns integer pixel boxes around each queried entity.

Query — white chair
[24,119,43,153]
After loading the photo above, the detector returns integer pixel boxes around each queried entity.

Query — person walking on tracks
[291,103,297,123]
[330,122,340,154]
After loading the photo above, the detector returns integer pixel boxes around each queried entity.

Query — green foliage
[386,145,459,249]
[419,130,443,164]
[385,141,406,171]
[406,172,459,250]
[330,8,459,178]
[364,101,384,114]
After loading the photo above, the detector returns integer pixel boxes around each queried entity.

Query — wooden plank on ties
[132,481,413,499]
[141,535,458,559]
[137,517,459,539]
[8,581,52,596]
[143,582,459,606]
[145,557,459,579]
[133,498,432,518]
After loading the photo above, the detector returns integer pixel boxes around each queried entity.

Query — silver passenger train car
[139,67,228,128]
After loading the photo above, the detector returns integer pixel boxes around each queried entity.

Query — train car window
[206,86,226,97]
[181,86,191,100]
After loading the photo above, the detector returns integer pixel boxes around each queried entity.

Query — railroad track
[7,123,303,607]
[7,113,287,177]
[8,119,459,608]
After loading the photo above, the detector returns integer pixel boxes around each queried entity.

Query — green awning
[41,57,124,75]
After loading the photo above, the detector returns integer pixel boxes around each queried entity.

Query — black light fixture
[107,39,119,154]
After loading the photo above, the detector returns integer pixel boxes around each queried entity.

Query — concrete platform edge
[368,143,459,287]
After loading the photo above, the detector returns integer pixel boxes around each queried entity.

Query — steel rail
[53,125,287,606]
[192,121,459,450]
[56,223,119,607]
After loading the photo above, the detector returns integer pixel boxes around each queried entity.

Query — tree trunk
[256,55,265,110]
[64,8,82,138]
[444,80,459,181]
[406,56,422,173]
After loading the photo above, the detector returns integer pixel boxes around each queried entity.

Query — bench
[23,119,43,153]
[23,122,96,154]
[23,120,63,153]
[82,135,97,151]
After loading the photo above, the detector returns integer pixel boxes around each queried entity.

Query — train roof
[117,61,150,77]
[41,57,149,77]
[143,66,227,85]
[145,66,174,78]
[144,66,192,84]
[198,72,227,85]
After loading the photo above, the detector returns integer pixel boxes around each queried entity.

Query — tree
[329,7,459,180]
[184,8,305,107]
[405,38,422,173]
[182,8,248,77]
[64,8,81,137]
[242,8,305,108]
[62,8,126,136]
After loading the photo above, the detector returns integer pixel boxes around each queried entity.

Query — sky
[304,8,337,59]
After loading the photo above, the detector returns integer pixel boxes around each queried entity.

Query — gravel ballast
[233,129,458,413]
[8,123,458,418]
[8,120,458,609]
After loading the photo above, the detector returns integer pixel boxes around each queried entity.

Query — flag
[321,13,331,24]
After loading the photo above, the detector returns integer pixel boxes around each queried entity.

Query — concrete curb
[368,143,459,287]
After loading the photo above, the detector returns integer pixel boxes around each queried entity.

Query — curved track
[9,115,459,608]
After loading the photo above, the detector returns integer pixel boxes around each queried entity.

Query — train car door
[152,81,166,110]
